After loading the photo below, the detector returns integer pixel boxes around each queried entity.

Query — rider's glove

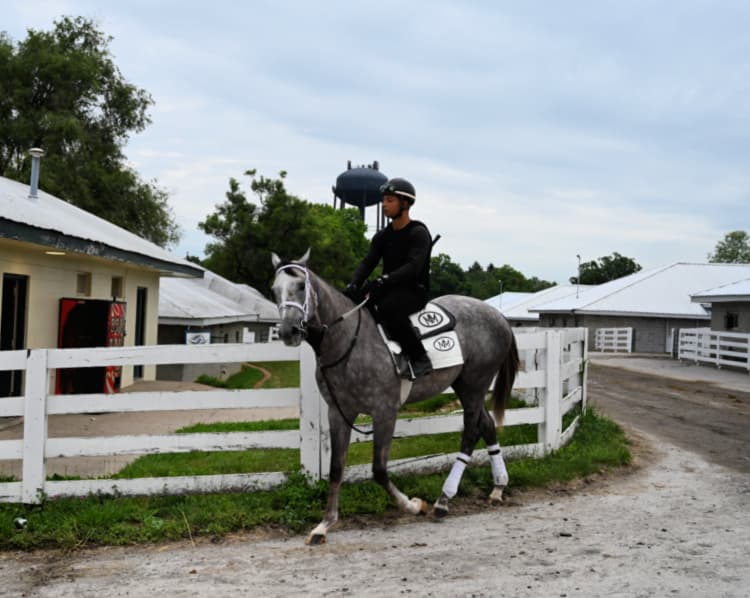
[342,282,360,302]
[363,274,389,295]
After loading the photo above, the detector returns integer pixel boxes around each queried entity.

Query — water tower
[332,161,388,230]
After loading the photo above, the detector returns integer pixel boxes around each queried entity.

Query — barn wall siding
[538,313,709,353]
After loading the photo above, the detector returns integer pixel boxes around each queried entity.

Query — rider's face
[382,194,406,219]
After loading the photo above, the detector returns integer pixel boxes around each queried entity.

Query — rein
[275,263,374,436]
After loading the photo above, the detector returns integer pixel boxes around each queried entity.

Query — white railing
[595,327,633,353]
[0,328,587,504]
[678,328,750,371]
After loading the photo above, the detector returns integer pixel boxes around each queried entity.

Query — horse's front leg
[306,408,351,545]
[372,415,428,516]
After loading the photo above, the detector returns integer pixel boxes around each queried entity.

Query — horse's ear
[298,247,311,265]
[271,252,281,268]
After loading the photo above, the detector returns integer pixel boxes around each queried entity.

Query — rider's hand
[342,283,360,302]
[363,275,389,295]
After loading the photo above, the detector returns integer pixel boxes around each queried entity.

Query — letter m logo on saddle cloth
[379,302,464,371]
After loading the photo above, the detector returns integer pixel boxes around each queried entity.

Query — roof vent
[28,147,45,199]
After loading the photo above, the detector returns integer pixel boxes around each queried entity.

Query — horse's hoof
[433,505,449,518]
[409,497,427,515]
[432,496,449,518]
[306,533,327,546]
[489,486,504,503]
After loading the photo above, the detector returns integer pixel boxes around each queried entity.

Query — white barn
[531,263,750,353]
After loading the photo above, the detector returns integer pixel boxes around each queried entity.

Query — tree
[572,252,641,285]
[708,231,750,263]
[0,16,179,246]
[434,259,555,300]
[429,253,466,298]
[200,169,368,293]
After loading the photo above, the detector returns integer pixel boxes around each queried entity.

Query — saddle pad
[382,329,464,371]
[409,302,456,339]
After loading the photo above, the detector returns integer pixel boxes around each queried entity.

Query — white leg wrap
[488,444,508,487]
[442,453,470,499]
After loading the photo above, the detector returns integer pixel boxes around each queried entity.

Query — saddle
[378,302,465,374]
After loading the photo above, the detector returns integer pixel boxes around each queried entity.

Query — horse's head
[271,249,313,346]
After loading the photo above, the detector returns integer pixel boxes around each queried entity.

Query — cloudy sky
[4,1,749,284]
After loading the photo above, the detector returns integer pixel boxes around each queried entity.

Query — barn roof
[0,175,202,277]
[484,291,533,312]
[691,278,750,303]
[159,267,280,326]
[486,285,593,321]
[531,263,750,319]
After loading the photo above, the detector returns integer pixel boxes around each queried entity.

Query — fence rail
[0,329,587,504]
[595,327,633,353]
[678,328,750,371]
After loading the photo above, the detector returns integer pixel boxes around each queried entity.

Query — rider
[344,177,434,378]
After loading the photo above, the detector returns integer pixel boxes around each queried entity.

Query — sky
[3,1,750,284]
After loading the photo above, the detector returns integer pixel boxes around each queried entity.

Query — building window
[76,272,91,296]
[725,312,739,330]
[111,276,124,298]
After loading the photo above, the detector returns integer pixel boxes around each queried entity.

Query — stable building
[530,262,750,353]
[158,267,280,382]
[0,169,202,397]
[691,278,750,333]
[486,285,593,328]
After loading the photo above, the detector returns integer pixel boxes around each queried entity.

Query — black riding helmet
[380,177,416,205]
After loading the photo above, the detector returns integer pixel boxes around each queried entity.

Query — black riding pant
[372,286,428,359]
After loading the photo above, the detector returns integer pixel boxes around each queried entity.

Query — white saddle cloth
[380,302,464,371]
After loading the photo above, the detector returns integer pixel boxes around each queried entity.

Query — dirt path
[588,362,750,473]
[243,362,273,389]
[2,428,748,597]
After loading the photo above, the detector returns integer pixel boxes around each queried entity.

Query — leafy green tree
[429,253,466,298]
[572,252,641,284]
[0,16,179,246]
[200,169,368,293]
[708,231,750,263]
[451,261,555,300]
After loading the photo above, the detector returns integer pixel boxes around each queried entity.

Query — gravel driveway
[1,355,749,597]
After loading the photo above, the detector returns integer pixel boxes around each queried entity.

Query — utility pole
[576,254,581,299]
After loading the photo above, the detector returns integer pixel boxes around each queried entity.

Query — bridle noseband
[275,263,315,337]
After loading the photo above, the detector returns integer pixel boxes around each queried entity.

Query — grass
[0,407,630,551]
[196,361,300,389]
[0,362,630,550]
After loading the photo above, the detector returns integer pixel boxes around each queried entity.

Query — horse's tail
[492,332,520,426]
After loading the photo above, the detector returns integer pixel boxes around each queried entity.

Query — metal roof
[0,175,202,277]
[486,285,593,321]
[531,263,750,319]
[691,278,750,303]
[483,291,533,313]
[159,266,280,326]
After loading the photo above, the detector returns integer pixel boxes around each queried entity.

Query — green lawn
[0,361,631,550]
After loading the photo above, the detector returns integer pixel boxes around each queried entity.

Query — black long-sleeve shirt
[352,220,431,292]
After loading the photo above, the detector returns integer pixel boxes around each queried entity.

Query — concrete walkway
[589,352,750,393]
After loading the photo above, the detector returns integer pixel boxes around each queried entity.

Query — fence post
[21,350,49,504]
[581,329,589,412]
[299,343,326,481]
[540,331,562,452]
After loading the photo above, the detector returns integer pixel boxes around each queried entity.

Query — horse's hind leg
[482,415,508,503]
[306,409,351,545]
[434,390,499,517]
[372,416,427,516]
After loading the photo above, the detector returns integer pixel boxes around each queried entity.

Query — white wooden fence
[595,327,633,353]
[0,328,587,504]
[678,328,750,371]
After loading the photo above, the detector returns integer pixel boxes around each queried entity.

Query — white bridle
[275,263,314,324]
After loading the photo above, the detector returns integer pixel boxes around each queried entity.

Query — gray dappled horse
[271,250,519,545]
